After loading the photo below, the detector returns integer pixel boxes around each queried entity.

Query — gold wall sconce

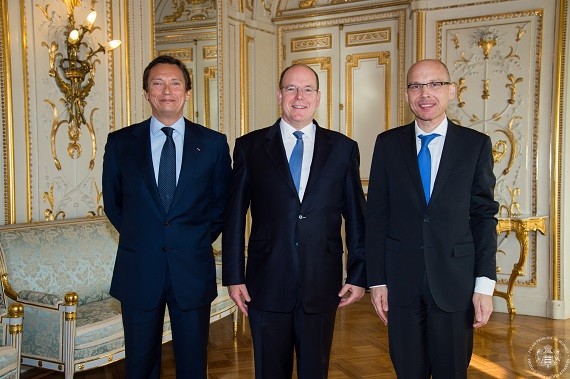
[39,0,120,170]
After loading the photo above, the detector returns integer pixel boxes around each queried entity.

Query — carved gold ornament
[86,182,104,217]
[163,0,216,23]
[39,0,120,171]
[299,0,317,8]
[473,27,503,59]
[506,74,523,105]
[42,183,66,221]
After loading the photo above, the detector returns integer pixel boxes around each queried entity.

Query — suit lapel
[430,121,462,204]
[399,123,426,207]
[131,119,163,210]
[304,122,332,200]
[264,121,298,195]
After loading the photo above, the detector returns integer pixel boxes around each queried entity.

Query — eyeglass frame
[406,81,451,92]
[280,85,319,96]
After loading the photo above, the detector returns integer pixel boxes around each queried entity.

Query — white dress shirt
[280,120,315,202]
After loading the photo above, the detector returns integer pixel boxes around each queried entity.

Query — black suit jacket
[365,120,499,312]
[102,118,231,311]
[222,119,366,314]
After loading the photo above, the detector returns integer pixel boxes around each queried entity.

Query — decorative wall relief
[31,0,119,220]
[438,11,545,287]
[161,0,217,23]
[38,0,120,171]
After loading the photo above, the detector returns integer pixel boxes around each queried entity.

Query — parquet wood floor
[21,293,570,378]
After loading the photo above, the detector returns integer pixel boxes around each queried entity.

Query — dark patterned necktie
[158,127,176,212]
[418,133,440,204]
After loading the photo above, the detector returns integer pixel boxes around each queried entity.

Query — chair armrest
[17,290,62,308]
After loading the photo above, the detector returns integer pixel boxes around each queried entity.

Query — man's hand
[338,284,365,308]
[228,284,251,316]
[472,292,493,328]
[370,286,389,325]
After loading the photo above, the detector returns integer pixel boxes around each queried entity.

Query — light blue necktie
[418,134,440,204]
[289,131,304,192]
[158,127,176,212]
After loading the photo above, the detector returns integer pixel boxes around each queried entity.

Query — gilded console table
[494,216,547,318]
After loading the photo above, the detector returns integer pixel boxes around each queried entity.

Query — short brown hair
[143,55,192,92]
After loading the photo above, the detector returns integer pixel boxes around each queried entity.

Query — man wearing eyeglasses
[365,59,499,378]
[222,64,366,378]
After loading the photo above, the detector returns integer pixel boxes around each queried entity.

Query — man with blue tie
[102,55,231,378]
[365,59,499,378]
[222,64,367,378]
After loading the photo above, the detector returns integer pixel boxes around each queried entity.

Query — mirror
[154,0,219,129]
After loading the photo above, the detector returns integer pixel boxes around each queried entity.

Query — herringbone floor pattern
[21,293,569,378]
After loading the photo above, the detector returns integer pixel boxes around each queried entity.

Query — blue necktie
[418,134,440,204]
[158,127,176,213]
[289,131,304,192]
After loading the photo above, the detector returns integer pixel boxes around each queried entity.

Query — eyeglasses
[407,81,451,92]
[281,85,318,96]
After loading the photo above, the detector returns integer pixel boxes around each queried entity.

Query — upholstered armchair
[0,303,23,379]
[0,217,236,378]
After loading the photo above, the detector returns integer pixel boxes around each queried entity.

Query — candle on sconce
[68,29,79,44]
[106,40,122,51]
[84,11,97,31]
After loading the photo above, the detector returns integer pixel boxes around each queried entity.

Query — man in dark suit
[102,55,231,378]
[222,64,366,379]
[365,59,499,378]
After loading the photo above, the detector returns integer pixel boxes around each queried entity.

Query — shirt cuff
[475,276,496,296]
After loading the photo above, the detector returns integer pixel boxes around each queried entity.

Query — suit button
[295,242,299,247]
[162,247,167,253]
[164,221,170,226]
[424,217,430,223]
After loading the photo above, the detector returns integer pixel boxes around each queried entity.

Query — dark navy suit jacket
[103,117,231,311]
[222,119,366,314]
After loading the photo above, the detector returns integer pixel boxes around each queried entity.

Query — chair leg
[63,293,78,379]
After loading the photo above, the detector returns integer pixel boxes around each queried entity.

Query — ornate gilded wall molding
[155,30,216,44]
[345,51,390,138]
[0,0,14,224]
[292,57,332,129]
[157,47,194,61]
[345,27,390,47]
[240,24,246,135]
[277,8,407,124]
[242,35,253,134]
[274,0,409,20]
[203,45,217,59]
[552,0,568,301]
[291,34,332,52]
[415,9,424,61]
[217,0,224,133]
[105,0,116,134]
[20,2,32,222]
[159,0,216,24]
[436,10,544,287]
[204,66,217,128]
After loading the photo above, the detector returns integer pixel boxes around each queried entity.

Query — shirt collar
[150,116,185,138]
[279,119,316,141]
[414,118,448,139]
